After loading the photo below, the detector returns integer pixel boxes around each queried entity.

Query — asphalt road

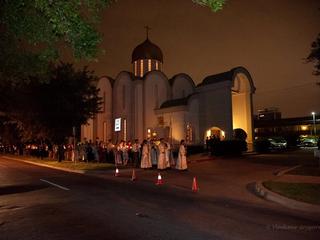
[0,156,319,240]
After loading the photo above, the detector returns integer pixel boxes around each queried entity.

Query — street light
[311,112,316,136]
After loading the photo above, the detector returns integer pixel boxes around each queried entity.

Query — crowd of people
[54,138,188,170]
[1,137,188,170]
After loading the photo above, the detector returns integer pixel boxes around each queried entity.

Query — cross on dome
[144,26,151,39]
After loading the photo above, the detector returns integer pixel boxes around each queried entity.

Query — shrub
[211,140,247,156]
[233,128,247,141]
[254,138,271,153]
[186,145,205,156]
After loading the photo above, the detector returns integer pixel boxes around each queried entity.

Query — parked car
[301,139,317,147]
[297,136,318,148]
[268,137,287,149]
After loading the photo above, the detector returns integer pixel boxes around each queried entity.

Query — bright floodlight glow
[311,112,315,115]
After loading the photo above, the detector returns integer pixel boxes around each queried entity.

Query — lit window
[103,122,107,142]
[186,123,193,143]
[148,59,151,71]
[123,119,127,141]
[155,61,158,70]
[140,60,143,77]
[134,61,137,76]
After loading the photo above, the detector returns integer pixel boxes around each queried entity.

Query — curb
[273,165,302,176]
[254,181,320,214]
[2,156,85,174]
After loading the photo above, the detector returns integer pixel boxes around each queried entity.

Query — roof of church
[198,71,233,87]
[197,66,256,93]
[159,96,190,109]
[132,38,163,63]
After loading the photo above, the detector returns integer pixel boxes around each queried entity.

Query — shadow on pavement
[0,184,48,196]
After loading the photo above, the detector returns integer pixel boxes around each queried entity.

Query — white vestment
[157,142,167,169]
[141,144,152,168]
[176,144,187,170]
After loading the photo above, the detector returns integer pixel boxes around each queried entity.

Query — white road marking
[40,179,70,191]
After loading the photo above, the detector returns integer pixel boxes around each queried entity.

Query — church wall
[95,77,113,142]
[144,72,170,134]
[231,72,254,143]
[186,96,200,144]
[159,110,186,146]
[113,72,134,142]
[171,74,195,99]
[197,81,233,142]
[232,93,253,143]
[133,81,144,142]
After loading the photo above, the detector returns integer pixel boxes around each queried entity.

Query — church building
[81,34,256,146]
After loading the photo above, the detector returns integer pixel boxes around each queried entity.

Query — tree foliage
[2,63,101,143]
[0,0,224,65]
[1,0,112,60]
[306,34,320,77]
[193,0,226,12]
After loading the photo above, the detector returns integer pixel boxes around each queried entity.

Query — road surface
[0,156,319,240]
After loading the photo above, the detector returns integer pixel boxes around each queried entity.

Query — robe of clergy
[176,144,187,170]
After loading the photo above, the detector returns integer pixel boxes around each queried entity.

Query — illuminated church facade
[81,35,256,145]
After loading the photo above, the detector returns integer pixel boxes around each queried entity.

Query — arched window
[148,59,151,71]
[134,61,137,76]
[123,119,127,141]
[186,123,193,144]
[140,60,143,77]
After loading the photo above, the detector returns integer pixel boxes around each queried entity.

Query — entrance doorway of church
[205,127,225,141]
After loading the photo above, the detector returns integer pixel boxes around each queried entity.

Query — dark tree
[2,63,101,143]
[37,63,102,143]
[307,34,320,81]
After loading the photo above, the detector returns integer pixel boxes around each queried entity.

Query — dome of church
[132,38,163,63]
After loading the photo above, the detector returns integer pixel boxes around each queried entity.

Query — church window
[155,61,159,70]
[122,85,126,110]
[186,123,193,144]
[134,61,137,76]
[140,60,143,77]
[123,119,127,141]
[103,121,107,142]
[148,59,151,71]
[154,84,159,108]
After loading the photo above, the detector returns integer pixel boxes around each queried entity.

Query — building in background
[254,115,319,139]
[82,34,256,145]
[257,107,281,120]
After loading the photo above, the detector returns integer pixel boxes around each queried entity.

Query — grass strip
[263,181,320,205]
[287,166,320,177]
[10,155,115,171]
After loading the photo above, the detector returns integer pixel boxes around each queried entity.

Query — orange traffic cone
[192,177,199,192]
[115,168,119,177]
[156,172,163,185]
[131,169,136,181]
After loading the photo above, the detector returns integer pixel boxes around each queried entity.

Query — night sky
[79,0,320,118]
